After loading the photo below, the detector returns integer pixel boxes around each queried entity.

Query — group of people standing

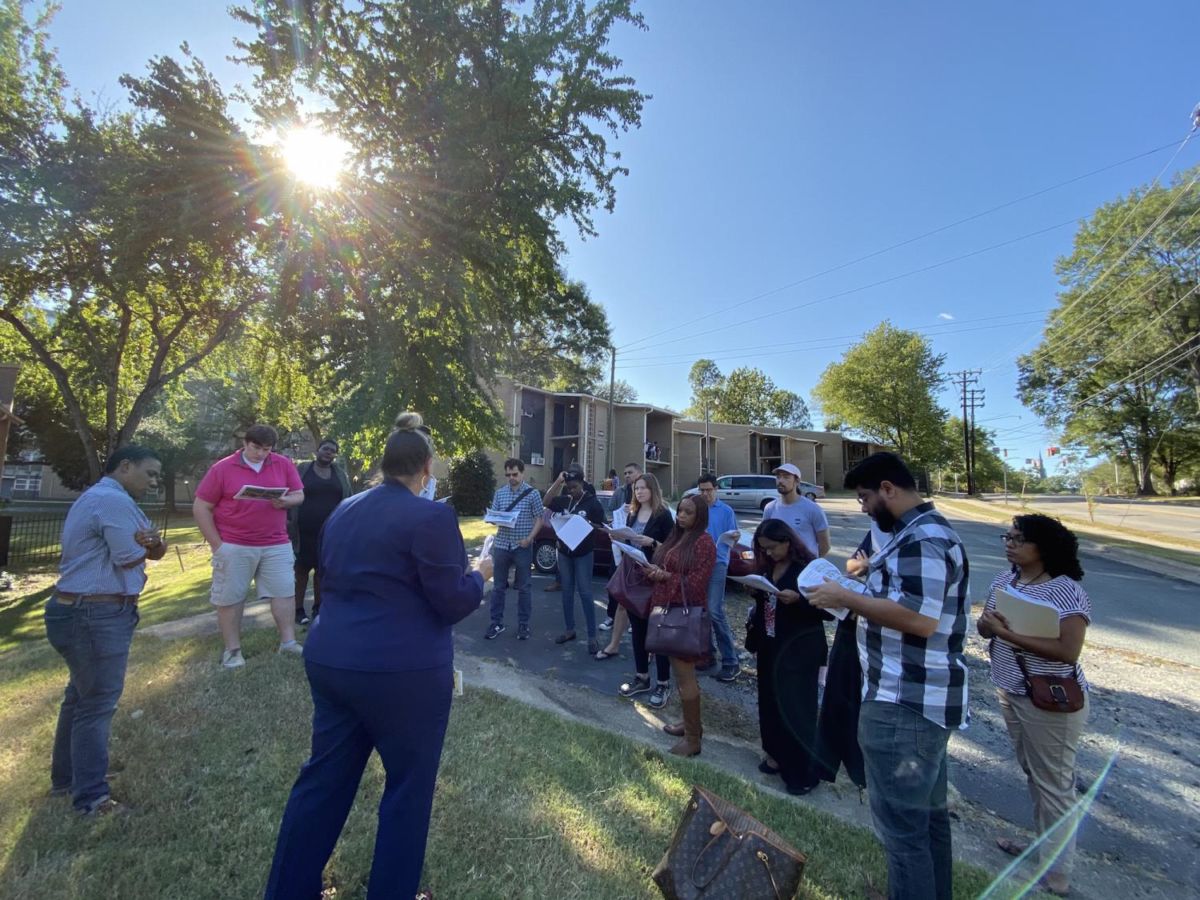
[43,415,1094,899]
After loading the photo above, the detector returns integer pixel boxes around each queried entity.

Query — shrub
[447,450,496,515]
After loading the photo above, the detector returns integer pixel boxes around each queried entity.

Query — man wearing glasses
[484,459,544,641]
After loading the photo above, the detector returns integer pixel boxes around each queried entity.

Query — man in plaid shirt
[484,458,545,642]
[809,452,969,900]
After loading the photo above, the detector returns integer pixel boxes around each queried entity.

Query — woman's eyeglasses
[1000,533,1025,546]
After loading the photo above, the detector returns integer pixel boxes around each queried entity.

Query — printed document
[550,512,594,552]
[611,541,650,567]
[483,507,520,527]
[994,587,1061,638]
[796,558,868,621]
[729,574,781,595]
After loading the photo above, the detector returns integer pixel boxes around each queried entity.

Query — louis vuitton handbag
[652,785,807,900]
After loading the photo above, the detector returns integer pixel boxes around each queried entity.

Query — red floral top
[650,533,716,609]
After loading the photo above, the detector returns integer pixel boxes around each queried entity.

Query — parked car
[684,474,824,510]
[531,489,755,577]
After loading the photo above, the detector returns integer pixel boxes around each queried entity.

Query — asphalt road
[979,493,1200,544]
[454,497,1200,894]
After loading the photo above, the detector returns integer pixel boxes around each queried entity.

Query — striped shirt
[984,570,1091,695]
[490,481,545,550]
[56,477,153,596]
[857,502,971,730]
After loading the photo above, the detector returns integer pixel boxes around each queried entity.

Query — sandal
[594,648,619,661]
[995,837,1028,858]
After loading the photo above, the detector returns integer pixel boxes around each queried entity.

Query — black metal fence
[0,505,173,569]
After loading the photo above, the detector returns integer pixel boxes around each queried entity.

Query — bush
[447,450,496,515]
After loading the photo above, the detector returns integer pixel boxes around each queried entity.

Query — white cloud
[937,312,955,321]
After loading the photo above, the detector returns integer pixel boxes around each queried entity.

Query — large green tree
[1017,169,1200,495]
[684,359,811,428]
[0,5,272,482]
[233,0,645,458]
[812,322,949,470]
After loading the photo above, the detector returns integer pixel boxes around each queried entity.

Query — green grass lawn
[0,629,998,899]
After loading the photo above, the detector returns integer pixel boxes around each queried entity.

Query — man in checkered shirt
[808,451,969,900]
[483,458,545,642]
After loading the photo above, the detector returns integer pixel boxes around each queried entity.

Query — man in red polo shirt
[194,425,306,668]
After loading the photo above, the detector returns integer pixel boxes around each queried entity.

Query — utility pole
[605,346,616,479]
[950,370,980,494]
[967,387,985,495]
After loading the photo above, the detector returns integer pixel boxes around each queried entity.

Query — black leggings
[629,610,671,683]
[606,591,619,619]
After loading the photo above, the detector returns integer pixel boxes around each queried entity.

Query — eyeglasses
[1000,533,1026,546]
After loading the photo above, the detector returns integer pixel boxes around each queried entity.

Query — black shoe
[786,781,818,796]
[714,665,740,683]
[757,760,781,775]
[294,609,310,627]
[619,675,651,698]
[554,631,577,644]
[517,624,531,640]
[485,623,505,640]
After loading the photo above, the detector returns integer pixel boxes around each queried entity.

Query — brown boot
[669,695,702,756]
[663,720,685,737]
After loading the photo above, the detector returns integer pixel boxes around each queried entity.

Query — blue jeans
[266,661,453,899]
[858,701,953,900]
[489,544,533,626]
[706,562,737,668]
[558,551,597,639]
[44,594,139,812]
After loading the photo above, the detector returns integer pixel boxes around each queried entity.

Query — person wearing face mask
[265,412,493,900]
[807,451,969,900]
[289,439,353,626]
[747,517,829,795]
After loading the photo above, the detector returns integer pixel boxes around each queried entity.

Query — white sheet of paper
[611,541,650,566]
[796,558,866,620]
[611,506,628,530]
[480,534,495,560]
[233,485,289,501]
[994,587,1061,638]
[718,529,741,546]
[483,507,520,527]
[729,574,781,595]
[420,476,438,500]
[436,495,451,503]
[550,512,594,552]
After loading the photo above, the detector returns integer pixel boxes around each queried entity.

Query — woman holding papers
[748,518,830,795]
[644,495,716,756]
[266,413,493,900]
[605,475,674,706]
[977,514,1092,898]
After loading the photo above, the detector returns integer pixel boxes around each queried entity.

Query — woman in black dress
[749,518,830,795]
[290,440,351,625]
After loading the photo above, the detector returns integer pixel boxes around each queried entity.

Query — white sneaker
[221,648,245,669]
[278,640,304,655]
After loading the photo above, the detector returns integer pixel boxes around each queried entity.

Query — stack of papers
[233,485,289,501]
[611,541,650,567]
[994,587,1060,638]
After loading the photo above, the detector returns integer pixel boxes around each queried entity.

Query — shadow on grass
[0,584,54,649]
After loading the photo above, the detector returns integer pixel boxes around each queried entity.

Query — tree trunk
[164,467,178,513]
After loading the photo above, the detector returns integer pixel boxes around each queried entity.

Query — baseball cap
[773,463,803,479]
[563,471,584,483]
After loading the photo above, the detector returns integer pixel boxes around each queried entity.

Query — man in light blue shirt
[696,473,742,681]
[44,445,166,816]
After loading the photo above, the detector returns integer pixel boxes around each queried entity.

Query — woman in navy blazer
[266,413,493,900]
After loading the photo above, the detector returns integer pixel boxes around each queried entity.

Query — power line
[616,308,1049,365]
[616,138,1185,354]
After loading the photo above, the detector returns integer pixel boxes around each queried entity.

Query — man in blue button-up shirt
[44,445,166,816]
[697,473,742,681]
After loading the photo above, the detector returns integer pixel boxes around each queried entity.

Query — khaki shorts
[209,542,295,607]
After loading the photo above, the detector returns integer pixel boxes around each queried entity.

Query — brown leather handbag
[652,785,807,899]
[645,577,711,659]
[1015,653,1085,713]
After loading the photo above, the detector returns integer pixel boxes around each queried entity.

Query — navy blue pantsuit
[265,661,453,899]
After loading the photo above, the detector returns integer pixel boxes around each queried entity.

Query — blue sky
[48,1,1200,472]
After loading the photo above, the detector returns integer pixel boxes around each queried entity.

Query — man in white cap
[762,463,830,558]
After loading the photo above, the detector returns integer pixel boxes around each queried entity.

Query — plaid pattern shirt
[857,502,971,730]
[490,482,544,550]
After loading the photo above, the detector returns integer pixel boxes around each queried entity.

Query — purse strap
[687,826,785,900]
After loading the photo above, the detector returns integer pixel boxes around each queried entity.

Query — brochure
[233,485,290,501]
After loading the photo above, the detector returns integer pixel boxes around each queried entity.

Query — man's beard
[872,504,897,532]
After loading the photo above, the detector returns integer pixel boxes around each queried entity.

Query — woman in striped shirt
[978,514,1091,898]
